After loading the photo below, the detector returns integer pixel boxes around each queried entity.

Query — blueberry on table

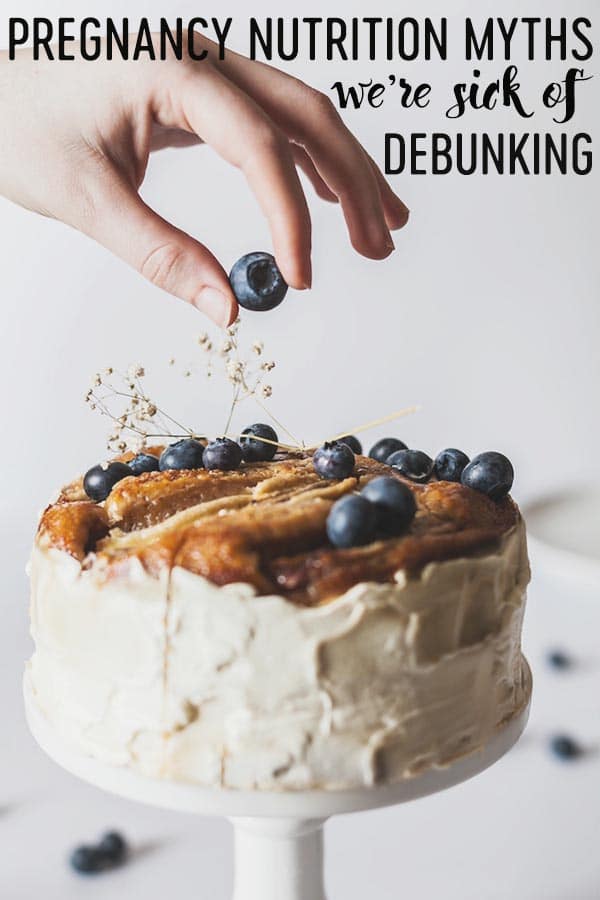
[361,476,416,536]
[70,845,105,874]
[549,735,582,761]
[461,451,514,501]
[434,448,470,483]
[239,423,279,462]
[546,649,572,670]
[159,439,205,471]
[387,449,433,484]
[83,462,132,502]
[369,437,407,463]
[128,453,160,476]
[203,438,243,471]
[98,831,128,866]
[339,434,362,455]
[313,442,355,480]
[229,252,288,312]
[326,495,378,548]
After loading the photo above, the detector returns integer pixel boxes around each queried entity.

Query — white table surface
[2,516,599,900]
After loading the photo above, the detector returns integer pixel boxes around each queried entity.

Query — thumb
[84,182,238,328]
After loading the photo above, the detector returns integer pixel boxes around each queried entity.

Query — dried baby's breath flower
[226,360,244,384]
[85,319,289,452]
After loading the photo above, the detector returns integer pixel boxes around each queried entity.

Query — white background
[1,1,599,897]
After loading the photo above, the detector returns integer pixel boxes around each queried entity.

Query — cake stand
[25,677,531,900]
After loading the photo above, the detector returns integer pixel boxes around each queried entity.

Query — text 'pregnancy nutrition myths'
[7,15,596,175]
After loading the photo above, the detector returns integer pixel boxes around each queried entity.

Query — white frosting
[27,521,530,790]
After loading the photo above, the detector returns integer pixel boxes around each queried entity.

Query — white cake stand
[25,680,530,900]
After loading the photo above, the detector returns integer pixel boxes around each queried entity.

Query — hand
[0,35,409,327]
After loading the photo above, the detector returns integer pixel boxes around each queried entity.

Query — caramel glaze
[37,450,518,605]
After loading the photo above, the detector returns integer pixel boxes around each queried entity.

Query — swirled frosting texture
[27,517,530,790]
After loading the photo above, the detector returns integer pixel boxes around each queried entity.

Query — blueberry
[70,845,105,875]
[83,462,132,502]
[159,439,205,471]
[549,735,582,761]
[98,831,128,866]
[239,423,278,462]
[361,476,417,536]
[387,449,433,483]
[434,448,470,483]
[313,442,355,480]
[547,649,572,670]
[203,437,243,471]
[229,252,288,312]
[339,435,362,455]
[369,437,407,463]
[461,452,514,501]
[326,495,378,548]
[128,453,160,476]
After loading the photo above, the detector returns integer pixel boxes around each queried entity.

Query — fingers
[293,118,394,260]
[162,64,312,290]
[83,177,238,327]
[364,151,410,230]
[206,48,405,258]
[150,126,202,152]
[291,145,338,203]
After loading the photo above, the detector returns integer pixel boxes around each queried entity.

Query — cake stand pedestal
[25,681,530,900]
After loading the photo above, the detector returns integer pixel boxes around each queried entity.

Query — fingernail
[306,259,312,289]
[194,287,231,328]
[300,267,312,290]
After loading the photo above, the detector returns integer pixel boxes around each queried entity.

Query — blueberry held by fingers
[327,495,378,548]
[339,434,362,455]
[369,437,407,463]
[388,449,434,484]
[361,476,416,536]
[159,439,205,471]
[461,452,514,501]
[83,462,131,502]
[229,252,288,312]
[434,448,470,483]
[128,453,160,476]
[203,438,243,471]
[240,423,279,462]
[313,441,355,480]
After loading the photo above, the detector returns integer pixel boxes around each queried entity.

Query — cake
[26,446,531,791]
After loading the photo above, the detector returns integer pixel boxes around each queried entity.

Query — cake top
[37,444,518,605]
